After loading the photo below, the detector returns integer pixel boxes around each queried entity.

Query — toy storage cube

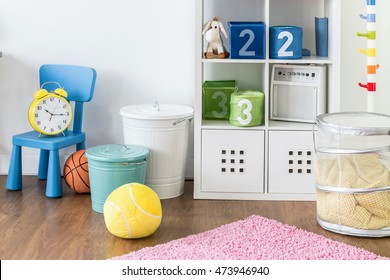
[230,90,264,127]
[269,26,303,59]
[228,21,266,59]
[268,130,316,194]
[201,129,264,193]
[202,80,238,120]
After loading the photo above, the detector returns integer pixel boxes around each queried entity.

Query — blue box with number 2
[229,21,266,59]
[269,25,302,59]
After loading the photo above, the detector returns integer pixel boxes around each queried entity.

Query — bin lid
[120,102,193,120]
[85,144,149,163]
[316,112,390,136]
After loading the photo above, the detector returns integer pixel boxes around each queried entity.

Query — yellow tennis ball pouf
[103,183,162,239]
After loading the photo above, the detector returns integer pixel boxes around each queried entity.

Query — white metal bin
[120,102,193,199]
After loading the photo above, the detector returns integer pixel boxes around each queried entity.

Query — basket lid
[85,144,149,162]
[316,112,390,136]
[120,102,193,120]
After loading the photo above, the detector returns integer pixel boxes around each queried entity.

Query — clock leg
[38,149,49,180]
[6,145,23,191]
[46,150,62,198]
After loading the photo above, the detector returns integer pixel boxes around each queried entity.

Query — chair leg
[6,145,23,191]
[77,142,86,151]
[46,150,62,198]
[38,149,49,180]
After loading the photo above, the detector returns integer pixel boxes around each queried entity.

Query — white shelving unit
[194,0,340,200]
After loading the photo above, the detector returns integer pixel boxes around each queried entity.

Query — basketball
[103,183,162,239]
[63,150,90,193]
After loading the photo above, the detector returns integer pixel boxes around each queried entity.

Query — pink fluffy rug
[112,215,388,260]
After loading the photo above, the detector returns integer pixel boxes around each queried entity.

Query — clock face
[33,96,72,134]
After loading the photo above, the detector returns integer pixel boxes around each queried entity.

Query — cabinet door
[268,130,316,194]
[201,129,264,193]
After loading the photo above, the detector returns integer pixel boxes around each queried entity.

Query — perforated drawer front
[201,129,264,193]
[268,130,316,194]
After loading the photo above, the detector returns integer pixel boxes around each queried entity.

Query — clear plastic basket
[314,112,390,237]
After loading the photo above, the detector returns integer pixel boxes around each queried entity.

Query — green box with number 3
[202,80,238,120]
[230,90,264,127]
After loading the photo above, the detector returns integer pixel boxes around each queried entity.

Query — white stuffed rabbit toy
[202,16,230,59]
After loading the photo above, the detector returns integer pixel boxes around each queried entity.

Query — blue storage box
[228,21,266,59]
[269,25,303,59]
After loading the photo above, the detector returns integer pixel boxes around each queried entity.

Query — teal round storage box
[85,144,149,213]
[230,90,265,127]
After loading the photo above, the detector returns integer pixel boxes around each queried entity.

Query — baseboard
[0,153,70,175]
[1,153,195,179]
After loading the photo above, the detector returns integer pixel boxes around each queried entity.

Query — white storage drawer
[268,130,316,194]
[201,129,265,193]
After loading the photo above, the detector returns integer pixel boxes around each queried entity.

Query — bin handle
[173,116,194,125]
[122,160,147,166]
[104,144,130,153]
[154,100,161,111]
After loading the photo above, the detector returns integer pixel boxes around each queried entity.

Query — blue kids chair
[6,64,97,198]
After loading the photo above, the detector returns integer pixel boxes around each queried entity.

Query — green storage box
[230,90,265,127]
[202,80,238,120]
[85,144,149,213]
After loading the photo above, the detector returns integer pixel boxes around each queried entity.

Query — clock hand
[50,101,60,122]
[44,109,53,115]
[44,108,54,121]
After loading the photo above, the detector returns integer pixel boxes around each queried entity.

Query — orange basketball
[63,150,90,193]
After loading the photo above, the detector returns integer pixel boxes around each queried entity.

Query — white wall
[0,0,195,174]
[0,0,389,175]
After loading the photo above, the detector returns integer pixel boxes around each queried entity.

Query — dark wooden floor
[0,175,389,260]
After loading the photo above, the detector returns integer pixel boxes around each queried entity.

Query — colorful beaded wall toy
[357,0,379,112]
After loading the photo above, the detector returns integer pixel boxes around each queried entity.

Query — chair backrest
[39,64,97,133]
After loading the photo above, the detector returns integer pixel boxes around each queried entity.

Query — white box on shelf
[268,130,316,194]
[270,64,327,123]
[201,129,264,194]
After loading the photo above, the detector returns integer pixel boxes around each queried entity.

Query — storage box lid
[85,144,149,163]
[120,102,193,120]
[203,80,237,88]
[228,21,265,27]
[231,90,264,100]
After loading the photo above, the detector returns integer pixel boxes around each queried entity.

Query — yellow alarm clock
[28,81,73,135]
